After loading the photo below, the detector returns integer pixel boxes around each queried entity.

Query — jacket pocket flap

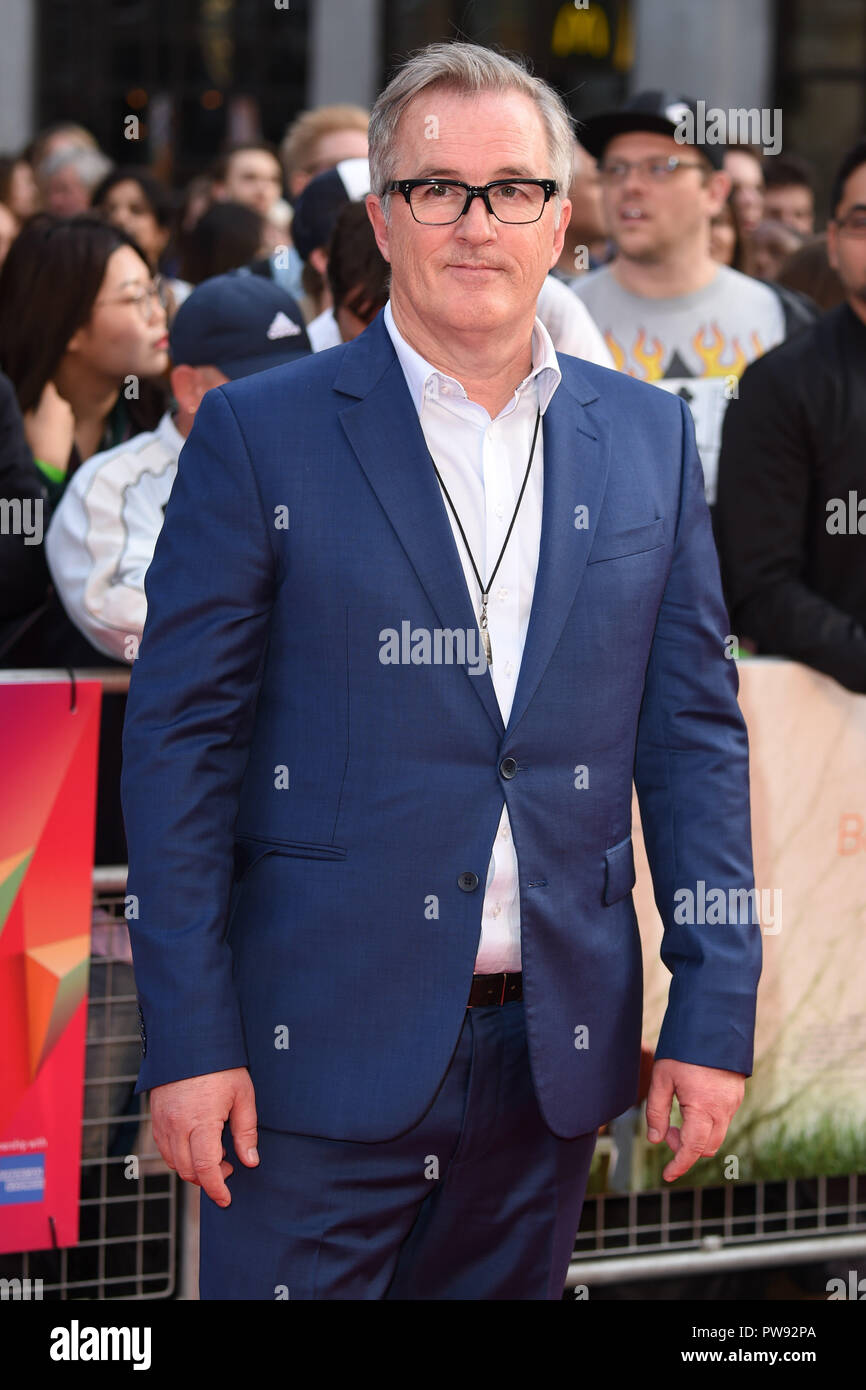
[604,835,636,905]
[234,836,347,877]
[587,517,665,564]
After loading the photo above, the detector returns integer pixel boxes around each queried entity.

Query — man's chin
[437,295,512,331]
[616,239,666,266]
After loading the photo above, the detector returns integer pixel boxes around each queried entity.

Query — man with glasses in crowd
[121,42,760,1300]
[715,139,866,693]
[573,93,814,509]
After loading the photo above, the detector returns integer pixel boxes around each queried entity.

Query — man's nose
[455,193,497,239]
[620,166,651,195]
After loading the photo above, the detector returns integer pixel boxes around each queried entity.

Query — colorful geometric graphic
[0,680,101,1252]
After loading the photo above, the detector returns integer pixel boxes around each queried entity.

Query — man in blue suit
[121,41,761,1300]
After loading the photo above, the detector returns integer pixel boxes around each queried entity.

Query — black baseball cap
[169,270,312,378]
[579,92,727,170]
[291,157,370,261]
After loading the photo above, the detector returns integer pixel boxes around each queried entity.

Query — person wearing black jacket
[0,368,47,629]
[715,139,866,694]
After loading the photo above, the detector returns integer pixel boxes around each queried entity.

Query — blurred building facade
[0,0,862,213]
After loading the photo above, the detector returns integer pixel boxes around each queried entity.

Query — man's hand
[645,1058,746,1182]
[149,1068,259,1208]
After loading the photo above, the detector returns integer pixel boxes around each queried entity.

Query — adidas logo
[266,311,302,340]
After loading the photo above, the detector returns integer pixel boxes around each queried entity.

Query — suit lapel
[336,324,505,736]
[334,312,611,743]
[505,375,611,738]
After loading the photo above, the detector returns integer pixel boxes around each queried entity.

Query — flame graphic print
[605,322,767,381]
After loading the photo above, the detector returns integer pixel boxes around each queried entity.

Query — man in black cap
[44,271,311,662]
[573,92,815,508]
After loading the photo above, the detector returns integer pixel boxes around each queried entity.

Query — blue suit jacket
[121,308,761,1141]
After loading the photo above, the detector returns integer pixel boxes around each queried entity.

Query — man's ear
[170,363,208,414]
[706,170,733,218]
[550,196,572,268]
[309,246,328,276]
[826,219,840,271]
[365,193,392,264]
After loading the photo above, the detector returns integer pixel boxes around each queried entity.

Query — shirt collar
[383,297,561,419]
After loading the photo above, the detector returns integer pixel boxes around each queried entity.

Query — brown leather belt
[467,971,523,1007]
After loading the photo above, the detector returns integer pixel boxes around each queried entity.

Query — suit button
[499,757,518,779]
[458,871,479,892]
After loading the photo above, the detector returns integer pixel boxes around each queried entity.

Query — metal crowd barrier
[569,1176,866,1287]
[0,864,194,1301]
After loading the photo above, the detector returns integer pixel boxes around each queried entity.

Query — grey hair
[40,145,113,190]
[369,41,575,228]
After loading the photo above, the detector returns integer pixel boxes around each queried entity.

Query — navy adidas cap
[580,92,727,169]
[169,269,312,378]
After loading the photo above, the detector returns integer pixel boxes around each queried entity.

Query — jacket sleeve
[121,386,277,1092]
[635,396,762,1076]
[715,352,866,693]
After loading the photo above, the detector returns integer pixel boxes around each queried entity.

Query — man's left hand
[645,1058,746,1182]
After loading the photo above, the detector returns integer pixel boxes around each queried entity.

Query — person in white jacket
[45,271,311,662]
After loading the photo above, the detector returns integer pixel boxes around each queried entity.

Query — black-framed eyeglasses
[386,178,557,225]
[93,275,169,321]
[834,207,866,238]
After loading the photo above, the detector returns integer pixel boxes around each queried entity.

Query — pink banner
[0,680,101,1252]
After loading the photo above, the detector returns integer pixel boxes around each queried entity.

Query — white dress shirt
[383,298,562,972]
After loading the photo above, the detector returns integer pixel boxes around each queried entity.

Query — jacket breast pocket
[604,835,636,905]
[233,834,348,880]
[586,517,665,565]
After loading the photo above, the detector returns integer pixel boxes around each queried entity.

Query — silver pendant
[480,593,492,665]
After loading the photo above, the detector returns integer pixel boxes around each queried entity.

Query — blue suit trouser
[198,999,597,1300]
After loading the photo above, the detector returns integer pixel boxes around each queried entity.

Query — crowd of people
[0,89,864,862]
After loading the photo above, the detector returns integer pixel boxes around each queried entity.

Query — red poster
[0,679,101,1252]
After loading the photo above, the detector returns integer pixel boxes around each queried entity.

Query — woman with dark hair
[0,214,168,673]
[0,215,170,859]
[0,213,169,504]
[178,199,266,284]
[776,233,846,313]
[0,152,40,220]
[710,189,746,271]
[90,166,191,308]
[91,167,173,267]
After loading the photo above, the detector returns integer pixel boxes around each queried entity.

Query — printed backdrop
[594,659,866,1192]
[0,680,101,1252]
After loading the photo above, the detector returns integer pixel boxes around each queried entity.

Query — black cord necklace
[427,406,542,666]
